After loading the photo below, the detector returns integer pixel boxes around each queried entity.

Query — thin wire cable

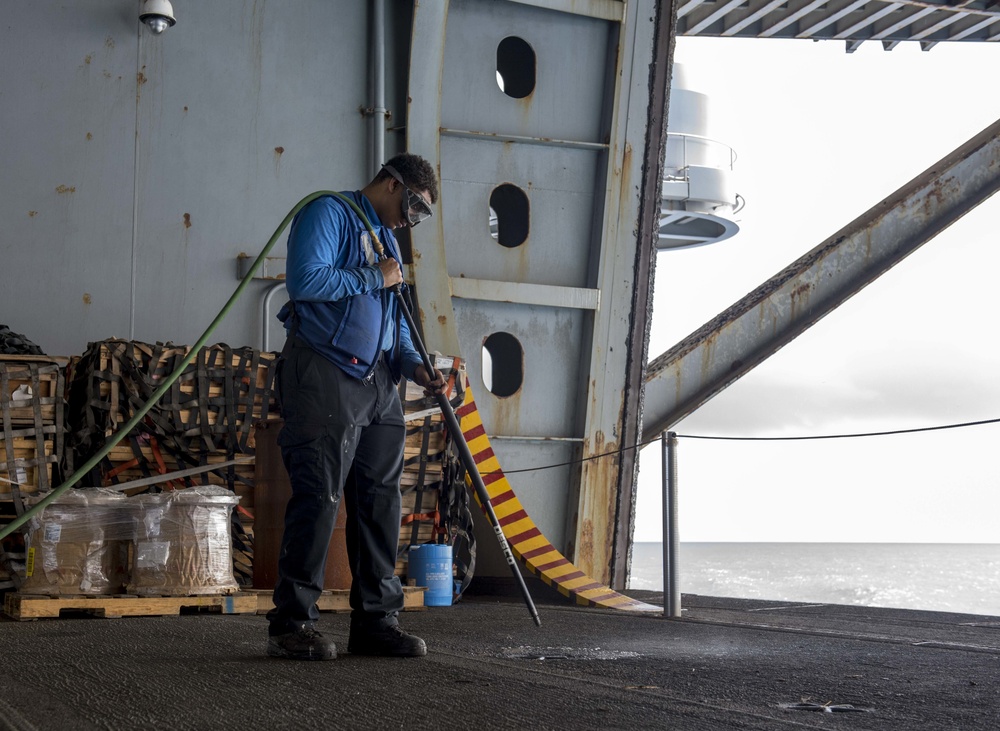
[494,434,663,475]
[678,416,1000,441]
[487,416,1000,476]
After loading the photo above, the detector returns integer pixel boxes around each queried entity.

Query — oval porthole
[489,184,529,248]
[482,332,523,398]
[496,36,535,99]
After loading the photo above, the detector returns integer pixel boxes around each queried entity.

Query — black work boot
[348,623,427,657]
[267,627,337,661]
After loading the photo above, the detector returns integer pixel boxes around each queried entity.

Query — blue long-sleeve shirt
[278,191,423,382]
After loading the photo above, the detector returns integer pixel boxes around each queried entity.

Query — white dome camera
[140,0,176,34]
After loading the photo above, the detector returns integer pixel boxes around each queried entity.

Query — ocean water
[627,542,1000,617]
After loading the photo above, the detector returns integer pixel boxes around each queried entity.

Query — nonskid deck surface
[1,590,997,730]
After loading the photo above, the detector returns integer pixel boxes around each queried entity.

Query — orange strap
[105,458,139,482]
[148,435,179,491]
[401,510,440,527]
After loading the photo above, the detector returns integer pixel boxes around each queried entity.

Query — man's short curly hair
[376,153,439,204]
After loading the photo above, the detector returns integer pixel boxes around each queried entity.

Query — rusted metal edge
[609,0,680,590]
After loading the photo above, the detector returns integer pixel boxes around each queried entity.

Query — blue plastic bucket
[408,544,453,607]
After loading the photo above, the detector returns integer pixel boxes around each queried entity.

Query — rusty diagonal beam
[643,117,1000,437]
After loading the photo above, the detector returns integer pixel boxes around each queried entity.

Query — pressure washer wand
[391,283,541,627]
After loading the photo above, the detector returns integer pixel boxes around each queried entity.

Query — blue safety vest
[277,192,417,382]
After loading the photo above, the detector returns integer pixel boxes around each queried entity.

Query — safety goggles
[383,164,433,227]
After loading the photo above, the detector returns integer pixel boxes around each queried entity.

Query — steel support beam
[406,0,459,357]
[408,1,664,588]
[571,0,678,589]
[508,0,625,20]
[450,277,600,310]
[643,117,1000,437]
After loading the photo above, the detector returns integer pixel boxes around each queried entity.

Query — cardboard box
[127,486,240,596]
[20,489,130,596]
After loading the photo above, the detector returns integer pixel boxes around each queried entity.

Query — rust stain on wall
[921,176,952,221]
[55,185,75,195]
[617,143,633,215]
[491,392,522,435]
[86,132,93,141]
[577,518,594,571]
[136,67,147,104]
[183,213,192,229]
[84,55,92,65]
[789,281,813,320]
[576,428,619,584]
[82,293,92,305]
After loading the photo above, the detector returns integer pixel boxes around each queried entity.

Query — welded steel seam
[455,381,660,613]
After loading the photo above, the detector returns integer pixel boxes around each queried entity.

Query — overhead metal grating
[677,0,1000,51]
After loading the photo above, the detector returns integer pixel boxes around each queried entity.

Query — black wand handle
[393,285,541,627]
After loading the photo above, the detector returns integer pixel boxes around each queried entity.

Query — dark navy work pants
[267,340,405,635]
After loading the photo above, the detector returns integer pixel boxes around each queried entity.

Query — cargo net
[66,339,279,587]
[1,357,68,591]
[397,356,476,600]
[2,360,66,506]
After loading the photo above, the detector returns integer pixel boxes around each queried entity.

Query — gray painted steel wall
[1,1,379,357]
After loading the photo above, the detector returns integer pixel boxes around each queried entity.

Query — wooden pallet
[3,591,258,620]
[248,586,427,615]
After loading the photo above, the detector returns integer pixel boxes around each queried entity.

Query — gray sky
[633,37,1000,543]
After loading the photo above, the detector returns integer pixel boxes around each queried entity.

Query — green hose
[0,189,354,541]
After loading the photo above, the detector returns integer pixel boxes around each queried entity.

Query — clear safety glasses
[382,164,433,227]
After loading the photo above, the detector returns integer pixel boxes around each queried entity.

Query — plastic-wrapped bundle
[21,488,131,596]
[128,486,239,596]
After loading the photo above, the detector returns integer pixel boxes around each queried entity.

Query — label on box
[143,507,165,537]
[25,548,35,577]
[135,541,170,569]
[11,384,33,402]
[43,523,62,543]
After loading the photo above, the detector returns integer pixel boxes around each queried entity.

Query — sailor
[267,153,446,660]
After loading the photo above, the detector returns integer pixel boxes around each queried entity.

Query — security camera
[140,0,176,34]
